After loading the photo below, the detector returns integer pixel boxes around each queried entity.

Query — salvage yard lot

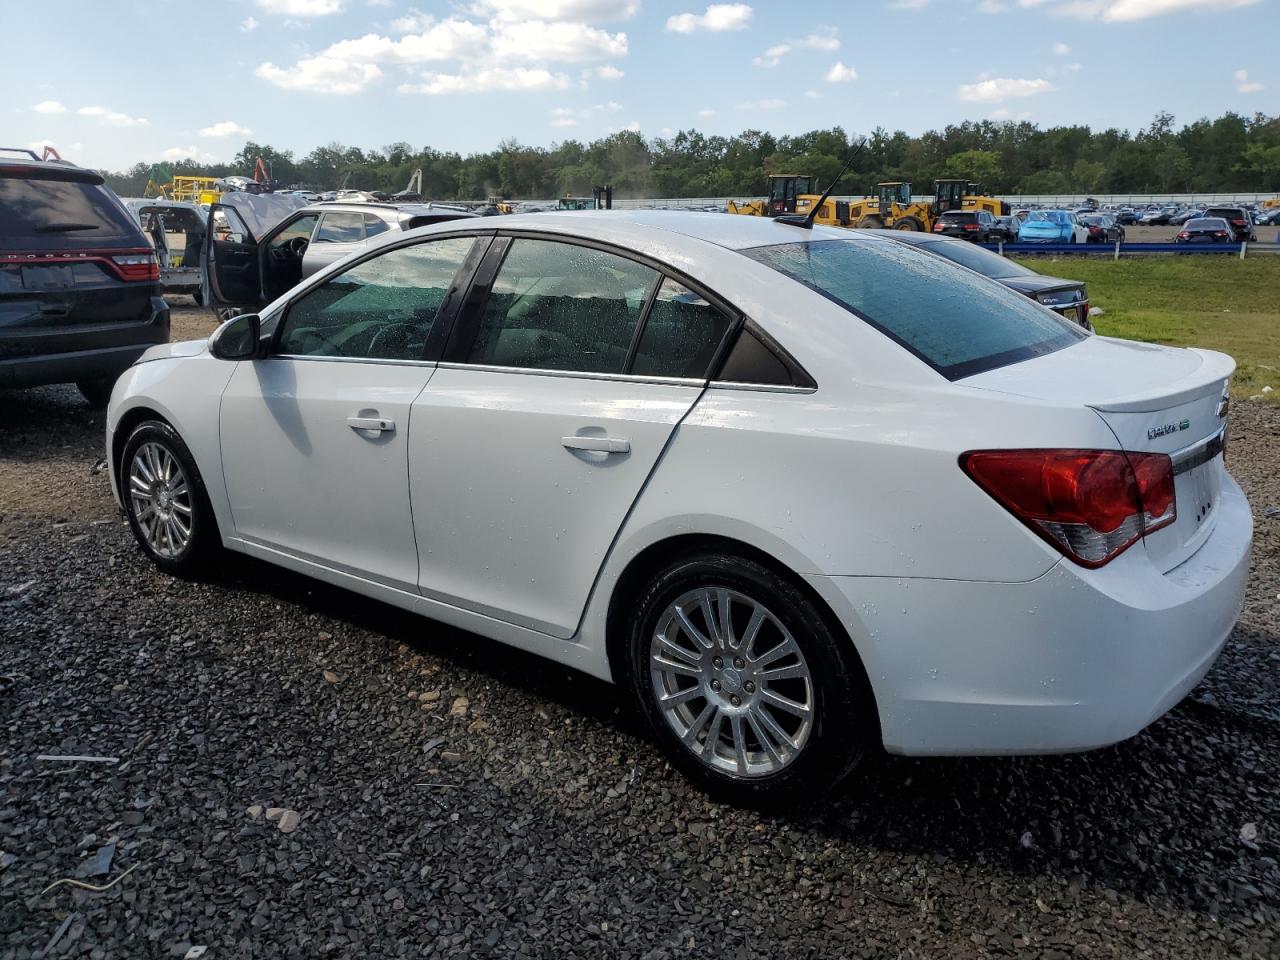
[1013,256,1280,401]
[1,297,1278,958]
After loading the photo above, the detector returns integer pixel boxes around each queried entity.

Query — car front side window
[465,238,657,374]
[276,237,477,361]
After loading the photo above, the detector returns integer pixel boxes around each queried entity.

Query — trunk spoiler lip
[1087,348,1235,414]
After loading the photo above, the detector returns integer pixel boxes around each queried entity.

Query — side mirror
[209,313,263,361]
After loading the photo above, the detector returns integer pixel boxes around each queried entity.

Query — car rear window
[744,238,1085,380]
[940,211,976,223]
[1187,218,1227,229]
[1204,208,1244,220]
[0,172,144,252]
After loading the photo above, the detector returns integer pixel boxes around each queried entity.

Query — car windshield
[744,238,1084,380]
[909,238,1036,279]
[1026,211,1066,223]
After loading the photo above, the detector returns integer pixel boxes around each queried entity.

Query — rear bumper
[0,297,169,388]
[810,474,1252,756]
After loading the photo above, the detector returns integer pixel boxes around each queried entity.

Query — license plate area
[21,264,76,290]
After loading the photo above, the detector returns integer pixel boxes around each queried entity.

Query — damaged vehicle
[122,198,207,304]
[204,194,475,318]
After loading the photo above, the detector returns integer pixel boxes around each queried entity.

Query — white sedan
[106,211,1251,805]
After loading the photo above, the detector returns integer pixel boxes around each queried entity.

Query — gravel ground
[1,304,1278,959]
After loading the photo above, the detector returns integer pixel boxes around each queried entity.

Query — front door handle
[347,416,395,433]
[562,435,630,454]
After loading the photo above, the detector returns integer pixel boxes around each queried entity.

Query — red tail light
[1177,231,1190,239]
[933,222,945,232]
[110,253,160,282]
[1214,231,1228,237]
[963,223,979,231]
[1231,219,1244,225]
[960,449,1176,567]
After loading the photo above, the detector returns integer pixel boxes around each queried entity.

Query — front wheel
[627,553,874,807]
[120,420,219,575]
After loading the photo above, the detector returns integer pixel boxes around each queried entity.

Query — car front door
[218,234,486,591]
[408,236,736,638]
[205,204,260,308]
[302,212,367,279]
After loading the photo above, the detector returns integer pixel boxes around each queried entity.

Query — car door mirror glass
[210,313,262,360]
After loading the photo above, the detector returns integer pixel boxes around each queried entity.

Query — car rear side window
[277,237,476,361]
[0,174,143,251]
[466,239,656,374]
[745,238,1085,380]
[363,214,390,238]
[630,279,733,379]
[315,213,365,243]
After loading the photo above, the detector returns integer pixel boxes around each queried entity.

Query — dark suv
[1,149,168,405]
[1201,206,1257,243]
[932,209,996,242]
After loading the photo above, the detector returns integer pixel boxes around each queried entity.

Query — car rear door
[407,235,736,638]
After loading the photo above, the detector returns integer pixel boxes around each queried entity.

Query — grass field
[1013,255,1280,403]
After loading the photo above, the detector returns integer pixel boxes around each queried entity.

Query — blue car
[1018,209,1089,244]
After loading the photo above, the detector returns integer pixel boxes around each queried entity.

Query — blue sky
[9,0,1275,171]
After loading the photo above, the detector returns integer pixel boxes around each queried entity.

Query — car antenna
[776,138,868,230]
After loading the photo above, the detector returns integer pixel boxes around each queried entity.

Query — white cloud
[595,63,624,79]
[890,0,928,7]
[666,4,753,32]
[256,0,341,15]
[623,120,641,132]
[240,16,260,31]
[491,20,628,61]
[753,29,838,67]
[976,0,1009,10]
[322,21,490,64]
[1234,68,1264,92]
[256,57,382,93]
[78,105,149,126]
[32,100,66,114]
[473,0,640,19]
[698,107,716,117]
[400,66,570,94]
[199,120,252,138]
[1021,0,1258,18]
[753,42,791,67]
[1052,40,1070,53]
[735,98,785,109]
[390,8,434,32]
[804,89,821,98]
[368,0,392,5]
[956,76,1053,101]
[826,61,856,82]
[161,145,199,161]
[551,116,578,127]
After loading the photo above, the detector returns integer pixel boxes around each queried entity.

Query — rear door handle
[562,435,630,454]
[347,416,395,433]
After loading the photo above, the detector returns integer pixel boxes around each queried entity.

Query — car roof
[301,200,475,218]
[422,209,881,252]
[0,156,105,185]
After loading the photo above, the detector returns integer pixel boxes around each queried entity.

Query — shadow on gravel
[194,553,1270,922]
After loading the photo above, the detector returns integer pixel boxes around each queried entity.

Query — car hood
[996,275,1081,296]
[137,339,209,364]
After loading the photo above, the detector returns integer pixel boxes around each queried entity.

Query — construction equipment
[170,176,221,205]
[729,176,1006,232]
[556,185,613,211]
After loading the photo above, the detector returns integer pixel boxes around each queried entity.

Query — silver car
[205,196,475,317]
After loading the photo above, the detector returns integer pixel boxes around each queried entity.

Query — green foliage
[96,111,1280,200]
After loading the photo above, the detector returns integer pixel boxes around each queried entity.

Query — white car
[106,211,1251,805]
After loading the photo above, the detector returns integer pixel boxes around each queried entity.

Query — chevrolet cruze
[106,211,1251,805]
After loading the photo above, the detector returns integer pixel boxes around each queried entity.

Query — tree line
[102,111,1280,201]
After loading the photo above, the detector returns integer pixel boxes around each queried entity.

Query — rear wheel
[855,216,884,229]
[76,378,115,408]
[626,552,873,807]
[120,420,219,575]
[894,216,923,232]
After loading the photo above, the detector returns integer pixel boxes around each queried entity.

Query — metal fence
[608,193,1280,210]
[983,240,1280,258]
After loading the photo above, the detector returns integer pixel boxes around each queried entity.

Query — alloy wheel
[128,441,193,559]
[649,587,814,778]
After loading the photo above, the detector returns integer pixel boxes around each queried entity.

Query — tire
[214,306,242,324]
[625,552,874,808]
[76,378,115,408]
[119,420,219,576]
[893,216,923,232]
[855,216,884,229]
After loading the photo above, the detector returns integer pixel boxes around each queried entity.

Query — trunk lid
[961,336,1233,572]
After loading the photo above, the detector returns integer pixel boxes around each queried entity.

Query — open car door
[204,203,262,310]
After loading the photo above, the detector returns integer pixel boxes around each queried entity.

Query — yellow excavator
[729,176,1005,231]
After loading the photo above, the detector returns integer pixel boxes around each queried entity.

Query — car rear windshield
[745,238,1085,380]
[940,211,976,223]
[1187,218,1227,229]
[909,238,1035,280]
[0,173,143,251]
[1204,208,1244,219]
